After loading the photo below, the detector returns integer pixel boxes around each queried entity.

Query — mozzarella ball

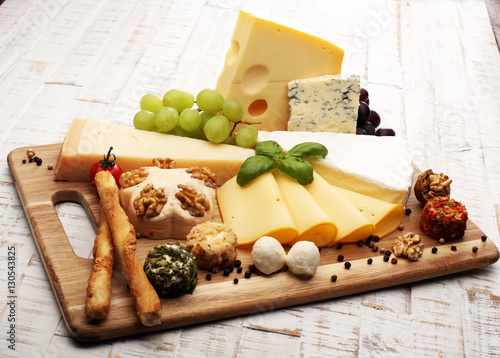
[251,236,286,274]
[286,241,320,277]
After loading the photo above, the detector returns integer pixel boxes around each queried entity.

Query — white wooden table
[1,0,500,356]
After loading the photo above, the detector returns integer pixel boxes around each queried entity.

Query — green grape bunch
[133,88,259,149]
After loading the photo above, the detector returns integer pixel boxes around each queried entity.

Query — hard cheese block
[273,170,337,247]
[288,74,360,133]
[216,172,298,245]
[305,172,375,244]
[216,10,344,131]
[54,118,254,185]
[258,131,414,206]
[335,186,404,238]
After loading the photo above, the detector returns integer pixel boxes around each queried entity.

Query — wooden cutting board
[8,143,499,341]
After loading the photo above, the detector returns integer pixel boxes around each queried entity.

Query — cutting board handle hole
[52,190,98,260]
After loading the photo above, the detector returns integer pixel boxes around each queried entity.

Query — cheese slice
[305,172,374,244]
[216,172,298,245]
[335,186,404,238]
[258,131,413,205]
[216,10,344,131]
[54,118,254,185]
[272,170,337,246]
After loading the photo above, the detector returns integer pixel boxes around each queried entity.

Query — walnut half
[414,169,452,204]
[392,232,424,261]
[175,184,210,217]
[120,168,149,189]
[186,166,218,189]
[152,157,176,169]
[134,183,168,218]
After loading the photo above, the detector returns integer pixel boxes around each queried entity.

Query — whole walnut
[414,169,452,204]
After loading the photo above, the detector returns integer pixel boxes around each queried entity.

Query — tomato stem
[100,146,116,167]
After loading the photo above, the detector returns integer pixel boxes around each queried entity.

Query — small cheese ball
[186,221,238,273]
[286,241,320,277]
[251,236,286,275]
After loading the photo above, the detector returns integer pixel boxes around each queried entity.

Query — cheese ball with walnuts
[119,165,216,240]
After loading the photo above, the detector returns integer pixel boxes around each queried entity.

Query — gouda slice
[217,172,298,245]
[305,172,374,244]
[273,170,337,246]
[334,186,404,238]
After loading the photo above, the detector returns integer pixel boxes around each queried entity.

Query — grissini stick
[95,171,162,326]
[85,203,114,320]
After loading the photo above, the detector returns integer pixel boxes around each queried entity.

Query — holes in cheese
[216,172,298,245]
[305,172,375,244]
[273,170,337,247]
[334,186,404,238]
[216,10,344,131]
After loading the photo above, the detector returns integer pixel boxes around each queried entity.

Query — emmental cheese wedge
[54,118,254,185]
[272,170,337,246]
[335,186,404,238]
[217,172,298,245]
[305,172,375,244]
[216,10,344,131]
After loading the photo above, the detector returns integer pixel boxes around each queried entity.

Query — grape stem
[229,120,262,135]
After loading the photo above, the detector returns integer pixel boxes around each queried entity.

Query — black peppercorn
[365,236,373,246]
[432,247,438,254]
[237,266,243,274]
[451,245,457,251]
[206,274,212,281]
[223,268,231,276]
[481,235,487,242]
[367,258,373,265]
[249,264,257,273]
[344,262,351,269]
[383,256,390,262]
[472,246,478,253]
[233,278,239,284]
[405,208,412,215]
[234,260,241,267]
[331,275,338,282]
[373,235,380,242]
[336,243,343,250]
[357,240,364,247]
[244,271,251,279]
[337,254,344,262]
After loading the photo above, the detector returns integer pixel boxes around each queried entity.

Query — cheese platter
[7,143,499,341]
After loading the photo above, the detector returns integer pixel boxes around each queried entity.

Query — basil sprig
[236,141,328,186]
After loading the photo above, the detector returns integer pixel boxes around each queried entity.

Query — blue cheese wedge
[287,74,360,133]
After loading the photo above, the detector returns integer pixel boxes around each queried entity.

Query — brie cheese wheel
[258,131,414,205]
[119,167,215,240]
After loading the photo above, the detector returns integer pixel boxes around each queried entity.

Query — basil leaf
[277,157,314,185]
[286,142,328,159]
[255,140,283,159]
[237,156,276,186]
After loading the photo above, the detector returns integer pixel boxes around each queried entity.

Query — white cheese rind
[288,74,360,133]
[258,131,414,205]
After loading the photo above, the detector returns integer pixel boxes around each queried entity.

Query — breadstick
[85,204,114,320]
[95,171,162,326]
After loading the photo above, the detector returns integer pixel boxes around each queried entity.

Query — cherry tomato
[90,146,123,192]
